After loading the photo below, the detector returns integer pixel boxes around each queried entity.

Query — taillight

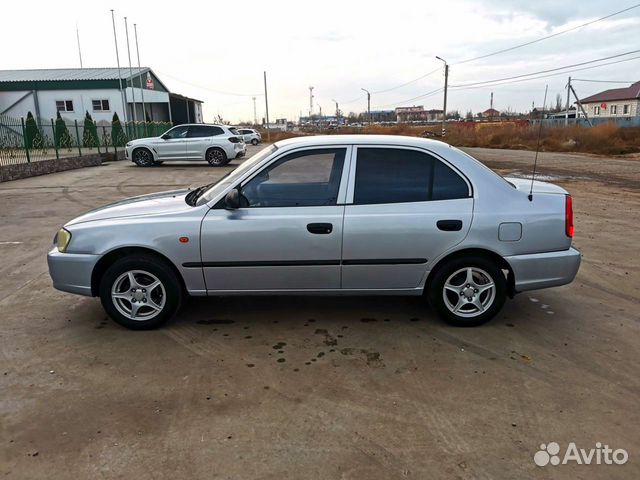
[565,194,574,238]
[228,136,240,143]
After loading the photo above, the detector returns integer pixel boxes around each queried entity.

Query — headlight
[55,228,72,253]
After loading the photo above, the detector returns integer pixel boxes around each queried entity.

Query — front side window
[354,148,468,205]
[163,126,189,139]
[240,148,346,207]
[56,100,74,112]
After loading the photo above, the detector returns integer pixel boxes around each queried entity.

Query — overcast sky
[3,0,639,122]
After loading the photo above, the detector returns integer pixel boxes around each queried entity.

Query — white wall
[585,100,639,118]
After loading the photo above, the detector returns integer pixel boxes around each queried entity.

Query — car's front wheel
[206,147,228,166]
[99,254,182,330]
[132,147,154,167]
[428,256,506,327]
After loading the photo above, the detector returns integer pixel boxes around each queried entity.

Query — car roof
[274,134,450,150]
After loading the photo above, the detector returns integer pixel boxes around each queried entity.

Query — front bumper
[505,247,581,292]
[47,247,100,296]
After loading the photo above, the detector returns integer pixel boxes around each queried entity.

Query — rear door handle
[437,220,463,231]
[307,223,333,234]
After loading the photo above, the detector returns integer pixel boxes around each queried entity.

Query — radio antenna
[529,84,548,201]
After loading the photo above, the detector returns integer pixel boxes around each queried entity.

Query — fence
[534,116,640,128]
[0,115,172,167]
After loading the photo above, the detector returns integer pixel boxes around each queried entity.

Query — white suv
[236,128,262,145]
[126,124,246,167]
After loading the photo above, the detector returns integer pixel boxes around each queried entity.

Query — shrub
[24,111,43,149]
[82,111,99,148]
[54,111,73,149]
[111,112,127,147]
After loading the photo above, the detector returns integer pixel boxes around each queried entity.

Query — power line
[371,67,442,94]
[449,55,640,91]
[453,3,640,65]
[372,87,444,110]
[155,69,263,97]
[572,78,635,83]
[449,49,640,88]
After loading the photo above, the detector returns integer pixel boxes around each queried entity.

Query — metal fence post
[102,126,109,153]
[74,120,82,156]
[20,117,31,163]
[51,119,59,160]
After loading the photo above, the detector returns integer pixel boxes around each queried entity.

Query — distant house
[480,108,500,120]
[395,105,443,123]
[579,81,640,118]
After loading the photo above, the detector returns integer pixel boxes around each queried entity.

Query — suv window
[240,148,346,207]
[163,126,189,139]
[187,125,225,137]
[354,148,468,205]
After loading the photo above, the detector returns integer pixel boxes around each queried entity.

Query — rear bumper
[47,248,99,296]
[506,247,581,292]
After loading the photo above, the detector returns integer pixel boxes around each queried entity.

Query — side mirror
[161,134,170,140]
[224,188,240,209]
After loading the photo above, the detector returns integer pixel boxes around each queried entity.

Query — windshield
[195,144,278,206]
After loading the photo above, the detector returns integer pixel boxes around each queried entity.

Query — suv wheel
[132,148,154,167]
[99,254,182,330]
[251,138,259,145]
[206,148,227,166]
[428,256,506,327]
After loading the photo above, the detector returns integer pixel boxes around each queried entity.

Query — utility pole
[436,56,448,137]
[308,86,314,118]
[124,17,137,123]
[133,24,146,123]
[252,97,257,125]
[361,88,371,125]
[264,71,270,142]
[565,76,571,126]
[76,23,83,68]
[332,99,339,124]
[111,10,128,122]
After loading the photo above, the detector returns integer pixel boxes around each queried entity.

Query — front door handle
[307,223,333,234]
[437,220,463,231]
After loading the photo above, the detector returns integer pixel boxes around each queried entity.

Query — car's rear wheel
[251,138,259,145]
[428,256,506,327]
[206,147,227,166]
[99,254,182,330]
[132,147,154,167]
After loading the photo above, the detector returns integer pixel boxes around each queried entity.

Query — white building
[0,67,203,124]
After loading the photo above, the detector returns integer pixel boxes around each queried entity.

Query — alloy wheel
[442,267,496,318]
[111,270,166,321]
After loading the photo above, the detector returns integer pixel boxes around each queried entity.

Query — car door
[199,146,352,292]
[185,125,219,159]
[341,146,473,290]
[157,125,188,159]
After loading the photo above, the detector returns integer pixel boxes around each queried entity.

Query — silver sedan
[48,135,580,329]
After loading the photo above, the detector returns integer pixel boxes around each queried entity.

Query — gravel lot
[1,144,639,479]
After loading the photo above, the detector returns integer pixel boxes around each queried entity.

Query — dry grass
[261,123,640,156]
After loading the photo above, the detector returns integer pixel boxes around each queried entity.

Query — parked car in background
[125,124,246,167]
[236,128,262,145]
[48,135,580,330]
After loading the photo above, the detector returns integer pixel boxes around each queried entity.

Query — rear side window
[354,148,469,205]
[187,126,225,137]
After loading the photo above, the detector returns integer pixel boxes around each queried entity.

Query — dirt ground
[1,145,639,479]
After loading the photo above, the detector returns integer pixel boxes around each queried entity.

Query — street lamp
[361,88,371,125]
[436,56,448,137]
[331,99,339,124]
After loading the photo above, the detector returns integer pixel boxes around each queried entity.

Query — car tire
[99,254,182,330]
[206,147,227,166]
[251,138,259,145]
[428,256,507,327]
[152,160,164,166]
[132,147,154,167]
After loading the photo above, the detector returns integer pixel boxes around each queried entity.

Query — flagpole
[124,17,137,123]
[110,9,128,122]
[133,23,147,122]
